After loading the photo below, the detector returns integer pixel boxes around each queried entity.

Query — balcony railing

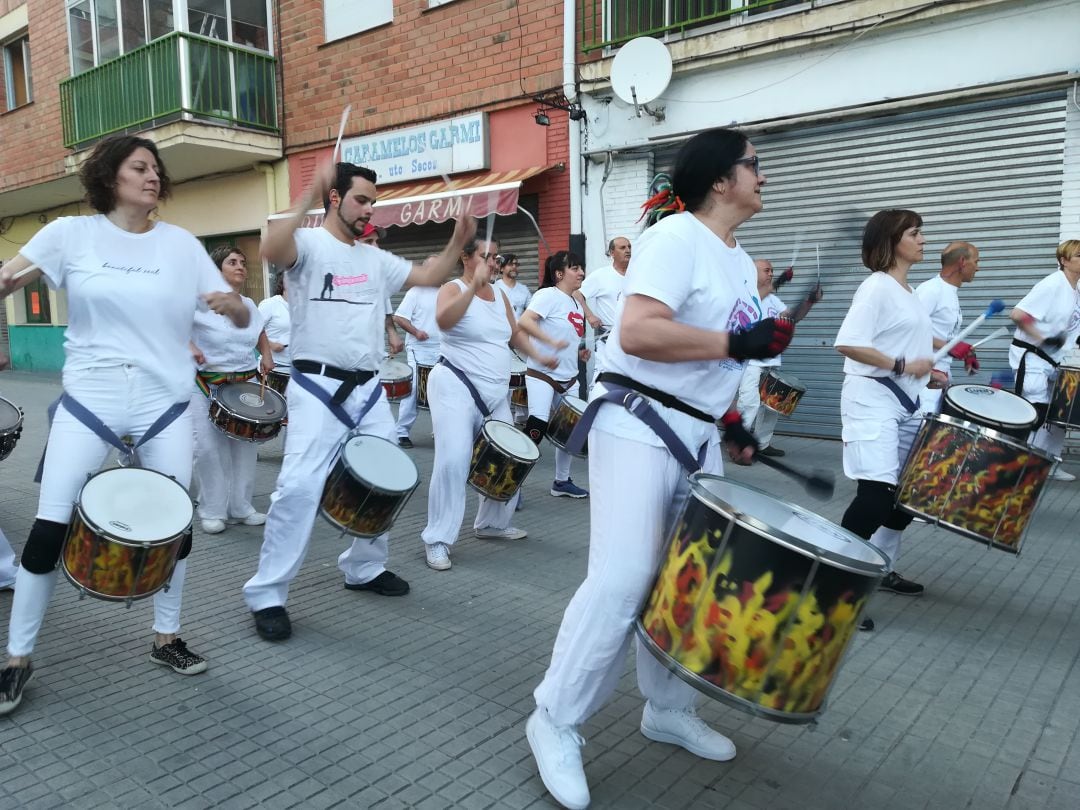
[60,31,278,149]
[582,0,806,52]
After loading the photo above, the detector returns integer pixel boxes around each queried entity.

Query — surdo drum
[320,435,420,537]
[209,381,287,442]
[758,369,806,417]
[939,383,1037,440]
[0,396,24,462]
[638,475,886,723]
[61,467,193,604]
[380,359,413,403]
[547,394,588,457]
[1047,364,1080,429]
[467,420,540,501]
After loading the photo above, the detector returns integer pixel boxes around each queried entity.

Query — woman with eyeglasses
[526,128,793,810]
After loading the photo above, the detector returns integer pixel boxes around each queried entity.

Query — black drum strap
[1011,339,1058,398]
[290,368,381,430]
[437,357,491,418]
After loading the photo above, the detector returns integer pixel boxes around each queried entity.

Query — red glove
[720,410,759,456]
[728,317,794,361]
[948,341,979,374]
[777,268,794,285]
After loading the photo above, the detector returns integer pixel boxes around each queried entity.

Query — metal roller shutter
[655,92,1068,439]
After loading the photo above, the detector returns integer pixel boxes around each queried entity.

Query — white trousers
[0,528,16,588]
[395,349,421,438]
[421,364,516,546]
[1030,422,1066,459]
[6,365,195,657]
[191,392,258,521]
[737,364,781,448]
[534,427,721,727]
[242,374,394,612]
[525,375,572,482]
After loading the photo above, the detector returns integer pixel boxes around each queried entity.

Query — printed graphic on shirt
[568,311,585,337]
[719,297,759,371]
[316,270,374,304]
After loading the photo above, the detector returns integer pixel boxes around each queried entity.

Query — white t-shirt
[748,292,787,369]
[1008,270,1080,374]
[494,278,531,318]
[287,229,412,371]
[257,294,291,368]
[598,212,757,451]
[21,214,230,401]
[525,286,586,380]
[192,297,264,372]
[395,285,442,364]
[579,264,626,330]
[914,275,962,376]
[440,279,512,392]
[835,272,933,401]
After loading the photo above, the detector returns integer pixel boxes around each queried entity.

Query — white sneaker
[475,526,527,540]
[200,519,226,534]
[1051,468,1076,482]
[526,709,590,810]
[227,512,267,526]
[640,702,736,761]
[425,542,451,571]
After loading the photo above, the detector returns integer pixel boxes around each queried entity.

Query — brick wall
[580,153,650,269]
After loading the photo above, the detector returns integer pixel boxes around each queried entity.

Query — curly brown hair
[80,134,172,213]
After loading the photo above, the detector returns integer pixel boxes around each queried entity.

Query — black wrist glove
[1043,333,1067,351]
[720,410,760,456]
[728,317,795,361]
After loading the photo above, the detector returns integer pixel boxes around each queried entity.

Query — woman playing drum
[0,134,250,715]
[190,246,275,534]
[419,238,558,572]
[527,128,793,810]
[518,251,591,499]
[835,210,941,631]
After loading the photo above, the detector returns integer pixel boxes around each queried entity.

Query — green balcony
[59,31,277,149]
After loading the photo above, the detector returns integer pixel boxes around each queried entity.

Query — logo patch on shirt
[568,311,585,337]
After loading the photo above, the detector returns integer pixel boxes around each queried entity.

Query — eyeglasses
[480,254,494,260]
[734,155,762,176]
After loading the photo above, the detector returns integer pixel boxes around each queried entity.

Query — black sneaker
[253,606,292,641]
[760,446,786,457]
[150,638,208,675]
[344,570,410,596]
[879,572,924,596]
[859,617,875,632]
[398,437,414,449]
[0,663,33,715]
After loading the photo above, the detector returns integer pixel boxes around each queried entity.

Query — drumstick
[755,454,835,501]
[969,326,1010,351]
[9,263,40,281]
[332,104,352,163]
[934,299,1006,362]
[259,372,267,402]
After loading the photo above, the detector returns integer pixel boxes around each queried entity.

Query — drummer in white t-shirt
[393,256,442,448]
[493,252,532,318]
[1008,239,1080,481]
[914,242,981,414]
[835,210,942,631]
[245,161,476,642]
[258,272,292,373]
[579,236,630,377]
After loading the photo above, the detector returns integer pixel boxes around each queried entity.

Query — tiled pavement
[1,370,1079,809]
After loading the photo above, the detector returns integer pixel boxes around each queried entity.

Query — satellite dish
[611,37,672,118]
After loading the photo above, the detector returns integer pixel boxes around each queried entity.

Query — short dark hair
[461,234,499,258]
[80,134,171,213]
[541,250,582,288]
[497,252,517,268]
[209,245,245,270]
[272,273,285,297]
[862,209,923,273]
[323,162,378,212]
[672,128,750,213]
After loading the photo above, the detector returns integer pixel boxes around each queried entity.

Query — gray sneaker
[0,663,34,715]
[150,638,208,675]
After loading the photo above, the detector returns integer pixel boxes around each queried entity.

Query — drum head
[341,435,419,492]
[560,394,588,414]
[944,384,1037,427]
[380,359,411,381]
[216,382,288,420]
[0,397,20,430]
[484,420,541,461]
[510,357,527,374]
[80,468,193,541]
[768,370,805,391]
[692,475,887,572]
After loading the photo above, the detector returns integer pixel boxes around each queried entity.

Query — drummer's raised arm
[262,161,335,269]
[0,255,42,299]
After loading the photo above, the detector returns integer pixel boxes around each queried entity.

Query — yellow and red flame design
[759,373,804,416]
[320,462,409,537]
[62,518,181,600]
[1048,368,1080,428]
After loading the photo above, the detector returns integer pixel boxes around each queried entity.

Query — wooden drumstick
[9,263,40,281]
[934,299,1006,362]
[259,372,267,403]
[332,105,352,163]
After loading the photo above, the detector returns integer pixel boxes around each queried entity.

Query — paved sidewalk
[1,371,1079,809]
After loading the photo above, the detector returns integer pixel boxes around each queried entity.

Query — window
[3,33,32,110]
[325,0,391,43]
[428,0,460,7]
[23,277,51,325]
[603,0,804,47]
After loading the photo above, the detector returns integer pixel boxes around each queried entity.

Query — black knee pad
[883,507,915,532]
[841,479,897,540]
[20,519,70,574]
[525,416,548,447]
[177,528,193,561]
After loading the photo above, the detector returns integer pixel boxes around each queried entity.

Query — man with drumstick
[914,242,981,414]
[393,256,442,448]
[244,161,475,642]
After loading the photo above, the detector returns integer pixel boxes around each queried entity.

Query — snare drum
[380,359,413,403]
[61,468,193,603]
[1047,364,1080,429]
[547,395,588,457]
[0,396,24,462]
[209,381,288,442]
[320,435,420,537]
[509,357,527,390]
[638,474,886,723]
[416,362,434,410]
[468,420,540,501]
[758,369,806,417]
[265,369,291,396]
[940,383,1037,440]
[897,414,1052,553]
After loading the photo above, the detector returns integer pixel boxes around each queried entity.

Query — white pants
[525,375,573,482]
[191,392,258,521]
[242,374,394,612]
[6,365,195,657]
[737,364,780,448]
[395,349,422,438]
[0,528,16,588]
[1030,420,1066,459]
[534,427,721,726]
[421,364,516,546]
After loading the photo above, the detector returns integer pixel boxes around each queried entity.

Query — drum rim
[895,503,1028,554]
[380,359,412,381]
[481,418,541,462]
[212,382,288,422]
[764,369,806,390]
[689,473,888,575]
[943,383,1038,427]
[338,434,420,492]
[925,413,1054,457]
[0,396,22,431]
[75,468,194,543]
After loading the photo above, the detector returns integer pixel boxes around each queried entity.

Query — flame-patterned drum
[467,420,540,501]
[320,435,419,537]
[1047,364,1080,429]
[547,394,587,457]
[638,474,886,724]
[416,363,434,410]
[758,369,806,417]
